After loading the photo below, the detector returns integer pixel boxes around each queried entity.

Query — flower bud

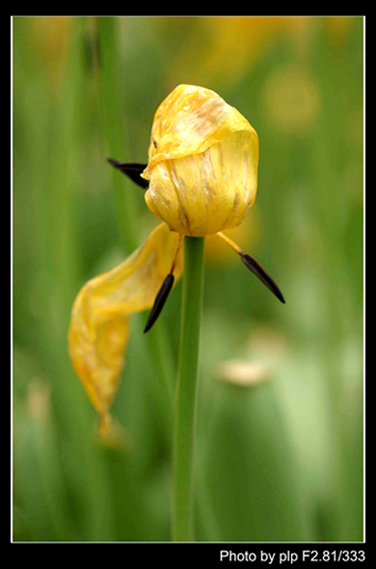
[142,85,259,237]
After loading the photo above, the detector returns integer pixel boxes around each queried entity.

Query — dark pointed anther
[144,273,175,333]
[107,158,149,189]
[241,254,285,304]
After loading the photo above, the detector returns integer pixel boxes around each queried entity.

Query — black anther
[144,273,175,333]
[107,158,149,189]
[241,254,285,304]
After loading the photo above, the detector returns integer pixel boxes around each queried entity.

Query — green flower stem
[172,236,205,541]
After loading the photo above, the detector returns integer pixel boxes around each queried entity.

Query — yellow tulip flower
[141,84,259,236]
[69,84,284,433]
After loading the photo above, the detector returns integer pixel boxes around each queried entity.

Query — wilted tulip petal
[68,223,183,433]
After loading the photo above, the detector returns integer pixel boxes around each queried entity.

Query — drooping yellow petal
[142,84,259,237]
[68,223,183,433]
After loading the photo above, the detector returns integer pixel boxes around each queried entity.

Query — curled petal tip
[144,273,175,333]
[241,254,285,304]
[107,158,149,189]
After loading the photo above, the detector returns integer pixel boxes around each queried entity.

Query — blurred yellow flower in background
[262,64,321,136]
[164,17,314,89]
[27,16,74,90]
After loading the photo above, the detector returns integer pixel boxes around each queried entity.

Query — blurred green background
[12,16,363,542]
